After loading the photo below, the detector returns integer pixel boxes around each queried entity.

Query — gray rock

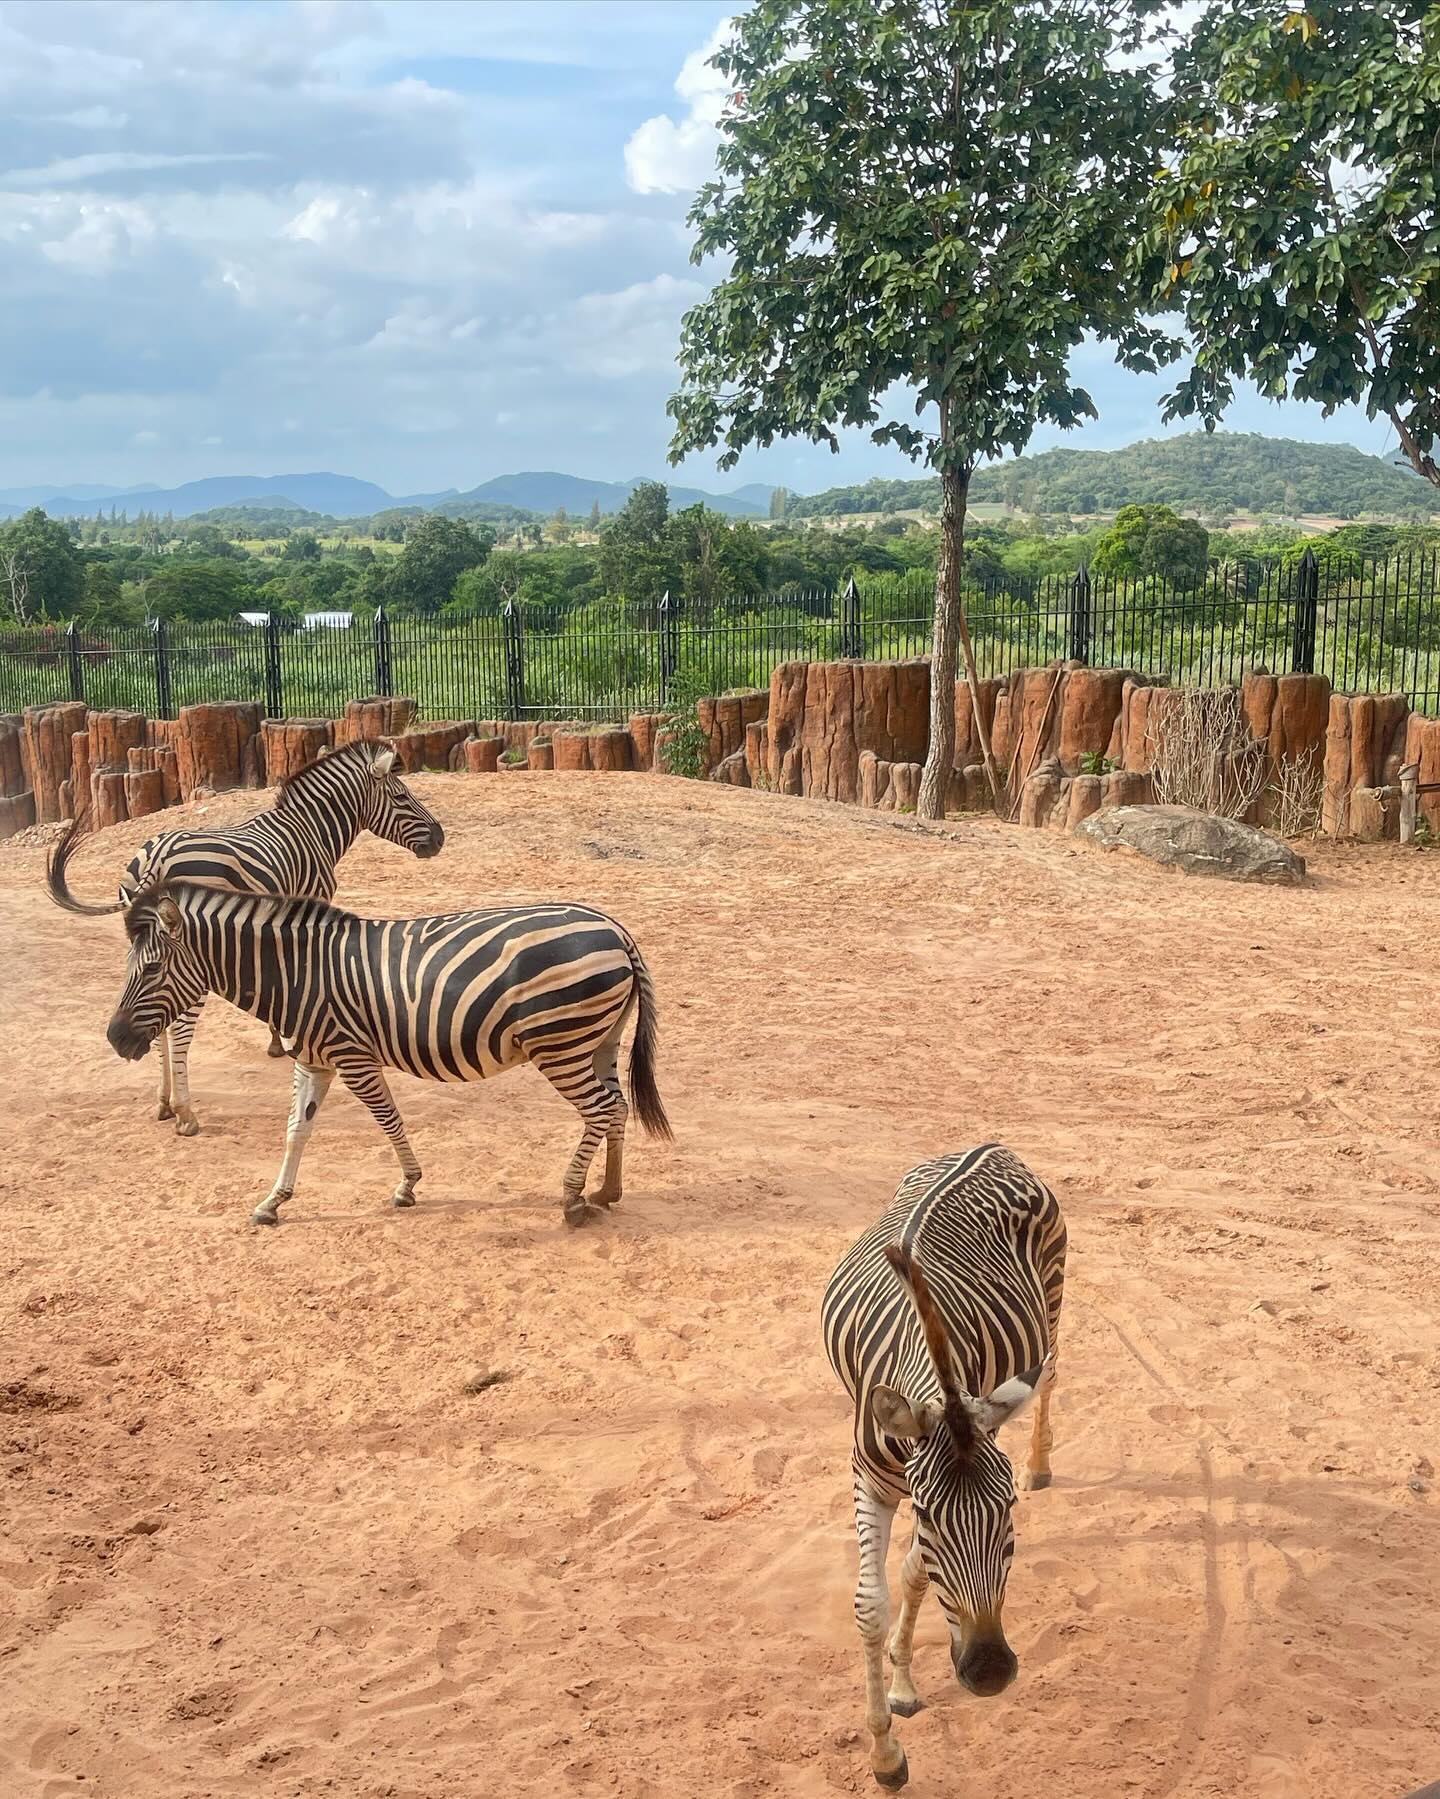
[1075,805,1307,885]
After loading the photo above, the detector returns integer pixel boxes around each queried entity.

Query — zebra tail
[46,811,127,916]
[626,946,673,1142]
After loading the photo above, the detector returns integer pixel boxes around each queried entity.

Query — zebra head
[874,1244,1045,1699]
[354,744,445,859]
[106,890,210,1061]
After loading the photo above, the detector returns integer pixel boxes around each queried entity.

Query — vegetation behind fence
[3,551,1438,723]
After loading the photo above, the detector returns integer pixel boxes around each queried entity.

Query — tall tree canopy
[667,0,1173,815]
[389,515,495,616]
[1152,1,1440,487]
[0,506,84,623]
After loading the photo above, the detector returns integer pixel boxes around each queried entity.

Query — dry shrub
[1149,687,1267,820]
[1267,747,1325,840]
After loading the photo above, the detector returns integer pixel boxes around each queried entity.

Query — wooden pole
[1399,760,1419,844]
[1007,665,1065,823]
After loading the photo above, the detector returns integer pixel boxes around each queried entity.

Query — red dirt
[1,774,1438,1799]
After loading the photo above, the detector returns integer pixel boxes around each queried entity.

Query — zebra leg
[335,1060,423,1210]
[1025,1338,1061,1491]
[252,1063,336,1226]
[588,1023,628,1210]
[165,1004,203,1137]
[885,1532,928,1717]
[533,1057,626,1228]
[853,1474,908,1790]
[155,1025,176,1122]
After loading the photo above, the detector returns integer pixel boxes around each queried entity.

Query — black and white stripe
[50,826,671,1228]
[53,740,442,1136]
[821,1145,1066,1791]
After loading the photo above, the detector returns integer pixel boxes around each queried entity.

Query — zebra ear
[371,747,397,777]
[970,1365,1046,1436]
[156,896,183,936]
[871,1386,943,1441]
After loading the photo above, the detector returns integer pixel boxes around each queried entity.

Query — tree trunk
[918,461,1000,819]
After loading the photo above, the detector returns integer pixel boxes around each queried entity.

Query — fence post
[1291,547,1319,674]
[152,616,173,719]
[658,589,677,701]
[264,611,283,718]
[502,597,525,719]
[66,620,85,703]
[839,575,863,659]
[373,606,392,697]
[1068,563,1092,665]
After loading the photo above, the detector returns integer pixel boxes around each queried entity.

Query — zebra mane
[120,877,336,938]
[882,1243,978,1463]
[274,739,384,808]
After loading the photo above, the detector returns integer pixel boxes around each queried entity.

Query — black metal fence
[3,550,1439,721]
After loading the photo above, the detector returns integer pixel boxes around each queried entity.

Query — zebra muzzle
[107,1014,153,1061]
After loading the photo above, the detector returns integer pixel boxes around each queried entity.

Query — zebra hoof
[874,1753,909,1791]
[391,1192,417,1209]
[1025,1470,1052,1492]
[156,1101,175,1122]
[266,1040,289,1059]
[174,1117,200,1139]
[251,1208,280,1228]
[588,1192,622,1210]
[888,1697,923,1718]
[563,1202,600,1229]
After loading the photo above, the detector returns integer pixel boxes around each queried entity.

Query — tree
[768,486,791,520]
[0,507,84,623]
[667,0,1173,815]
[1092,505,1210,587]
[389,515,494,615]
[281,531,322,563]
[1151,1,1440,490]
[145,559,255,621]
[588,500,603,530]
[598,481,678,610]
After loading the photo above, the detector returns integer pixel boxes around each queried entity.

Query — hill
[456,471,765,519]
[0,469,767,523]
[784,434,1440,522]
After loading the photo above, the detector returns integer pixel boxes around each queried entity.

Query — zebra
[820,1144,1066,1791]
[48,816,672,1229]
[47,740,443,1137]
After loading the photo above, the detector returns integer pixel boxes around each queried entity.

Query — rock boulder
[1076,805,1306,885]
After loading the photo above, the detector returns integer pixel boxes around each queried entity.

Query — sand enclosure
[1,774,1438,1798]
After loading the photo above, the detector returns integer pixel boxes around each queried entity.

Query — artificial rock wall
[4,660,1436,845]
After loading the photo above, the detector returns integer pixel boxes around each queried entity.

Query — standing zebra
[821,1145,1066,1790]
[49,820,671,1228]
[47,740,443,1136]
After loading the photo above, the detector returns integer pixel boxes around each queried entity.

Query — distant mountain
[11,472,396,522]
[785,434,1440,522]
[457,471,765,519]
[2,468,768,524]
[0,482,154,506]
[726,482,779,510]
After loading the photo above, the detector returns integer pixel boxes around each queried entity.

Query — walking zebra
[821,1145,1066,1790]
[48,740,443,1136]
[49,819,671,1228]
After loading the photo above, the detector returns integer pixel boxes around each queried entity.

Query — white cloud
[5,150,272,188]
[40,199,155,273]
[624,19,733,197]
[567,272,705,377]
[130,429,160,446]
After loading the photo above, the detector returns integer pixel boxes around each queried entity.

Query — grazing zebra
[821,1145,1066,1790]
[48,740,443,1136]
[49,819,671,1228]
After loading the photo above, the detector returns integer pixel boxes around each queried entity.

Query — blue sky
[0,0,1405,498]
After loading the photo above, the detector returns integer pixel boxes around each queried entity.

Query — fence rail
[2,551,1439,722]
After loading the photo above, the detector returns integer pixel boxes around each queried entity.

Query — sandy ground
[1,773,1438,1799]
